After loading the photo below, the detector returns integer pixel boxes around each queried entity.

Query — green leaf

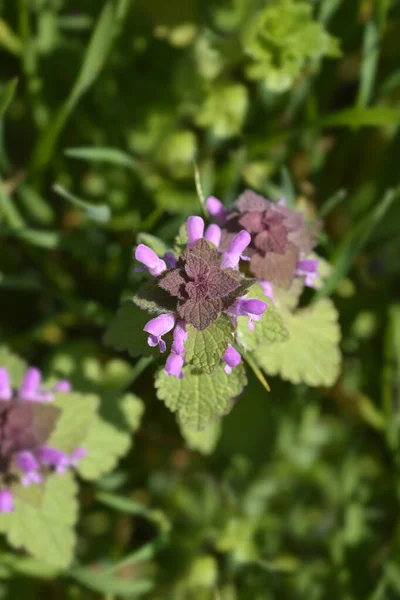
[155,363,247,431]
[133,281,177,315]
[0,78,18,119]
[30,2,118,174]
[0,473,78,568]
[77,393,144,481]
[0,346,26,386]
[53,183,111,223]
[173,223,188,256]
[70,567,153,597]
[103,301,159,358]
[136,233,168,257]
[185,315,234,374]
[254,297,341,387]
[236,285,289,351]
[321,107,400,128]
[48,392,99,454]
[357,18,380,108]
[65,146,137,170]
[180,421,222,455]
[280,167,296,209]
[317,187,399,298]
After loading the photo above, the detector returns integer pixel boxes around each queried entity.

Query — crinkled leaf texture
[254,284,341,386]
[0,473,78,568]
[133,281,177,315]
[236,284,289,351]
[155,363,247,431]
[180,421,222,455]
[78,393,144,480]
[103,301,158,357]
[185,315,234,374]
[49,392,99,454]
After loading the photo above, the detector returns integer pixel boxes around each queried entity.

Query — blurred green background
[1,0,400,598]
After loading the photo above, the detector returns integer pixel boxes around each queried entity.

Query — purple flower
[0,489,14,513]
[221,230,251,269]
[230,297,267,330]
[217,190,320,288]
[206,196,227,225]
[223,345,242,374]
[53,380,72,393]
[15,451,43,486]
[135,244,167,277]
[171,320,188,356]
[0,368,12,401]
[260,281,274,302]
[144,314,175,353]
[36,446,70,474]
[165,353,184,379]
[68,447,87,468]
[205,224,222,248]
[164,252,177,269]
[187,216,205,248]
[296,259,319,287]
[19,367,41,401]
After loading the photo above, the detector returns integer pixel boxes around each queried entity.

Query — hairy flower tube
[0,367,85,513]
[208,189,320,291]
[134,216,268,379]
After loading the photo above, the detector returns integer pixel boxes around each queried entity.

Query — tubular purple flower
[36,446,69,473]
[260,281,274,302]
[144,313,175,353]
[19,367,41,401]
[53,380,71,393]
[68,447,87,468]
[229,297,267,330]
[206,196,227,225]
[187,216,205,248]
[15,451,40,474]
[164,252,177,269]
[165,353,184,379]
[171,320,187,356]
[135,244,167,277]
[296,259,319,287]
[0,489,14,513]
[0,368,12,401]
[223,345,242,374]
[205,224,222,248]
[221,230,251,269]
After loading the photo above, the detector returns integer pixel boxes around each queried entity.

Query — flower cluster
[207,190,320,291]
[135,216,267,379]
[0,367,85,513]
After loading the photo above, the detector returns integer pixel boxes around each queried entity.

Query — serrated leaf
[0,473,78,568]
[236,285,289,351]
[77,394,144,481]
[103,301,158,358]
[180,421,222,455]
[133,281,177,315]
[254,298,341,387]
[0,346,26,386]
[185,315,234,374]
[155,363,247,431]
[49,392,99,454]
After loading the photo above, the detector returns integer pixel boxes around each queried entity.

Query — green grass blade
[0,78,18,119]
[65,146,137,170]
[316,187,400,298]
[53,183,111,223]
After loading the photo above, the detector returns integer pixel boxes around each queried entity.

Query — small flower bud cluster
[0,367,86,513]
[135,215,268,380]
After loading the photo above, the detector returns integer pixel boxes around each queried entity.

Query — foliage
[1,0,400,597]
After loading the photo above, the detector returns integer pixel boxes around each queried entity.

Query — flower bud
[223,345,242,374]
[165,353,184,379]
[186,216,204,248]
[206,196,227,225]
[221,230,251,269]
[205,224,221,248]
